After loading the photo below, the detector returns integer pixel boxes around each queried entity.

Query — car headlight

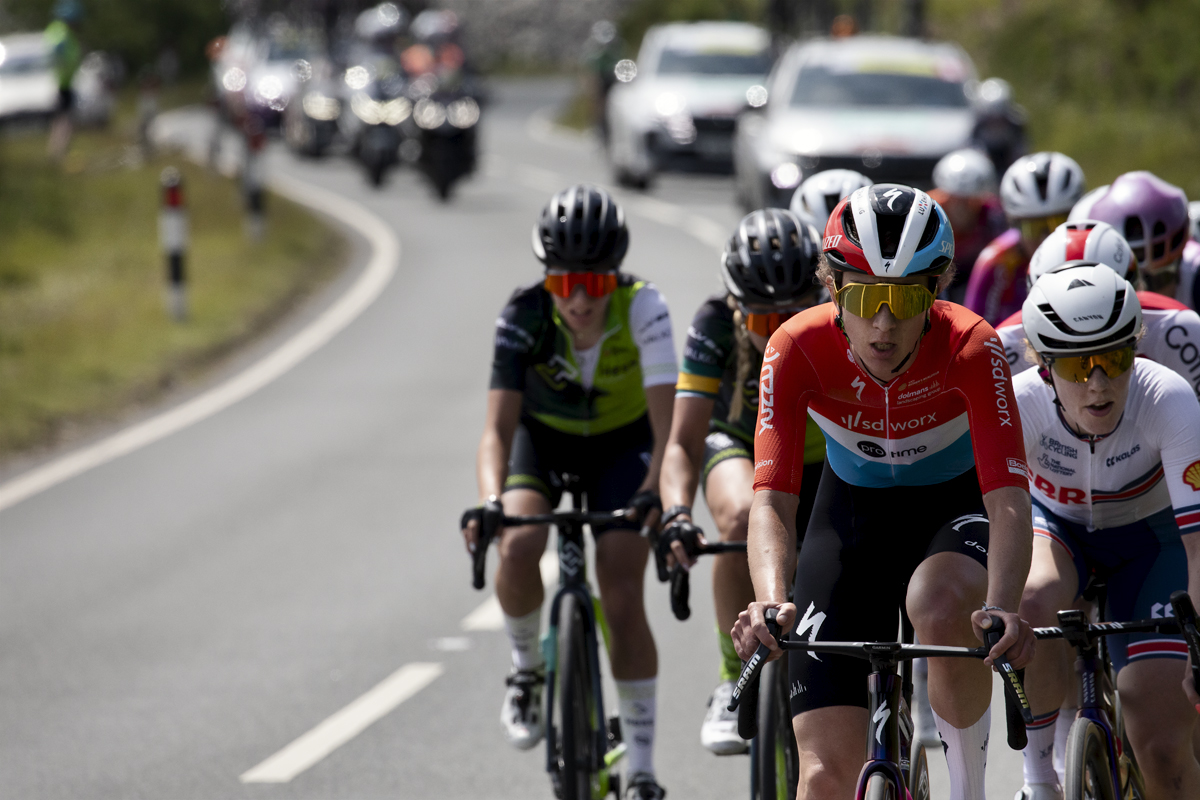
[446,97,480,129]
[351,93,383,125]
[257,75,283,101]
[302,92,341,121]
[770,162,802,190]
[345,65,371,91]
[222,67,247,93]
[746,85,768,108]
[654,92,684,117]
[413,98,447,130]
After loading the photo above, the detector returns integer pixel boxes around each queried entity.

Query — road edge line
[0,173,401,514]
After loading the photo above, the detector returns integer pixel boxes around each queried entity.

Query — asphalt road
[0,78,1023,799]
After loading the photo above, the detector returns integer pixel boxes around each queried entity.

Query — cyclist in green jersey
[461,185,676,800]
[659,208,827,754]
[45,0,84,161]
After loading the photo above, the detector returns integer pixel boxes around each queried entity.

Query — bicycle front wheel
[556,593,596,800]
[1065,719,1118,800]
[907,741,930,800]
[750,656,798,800]
[864,771,900,800]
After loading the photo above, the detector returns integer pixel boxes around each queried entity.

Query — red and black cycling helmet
[822,184,954,279]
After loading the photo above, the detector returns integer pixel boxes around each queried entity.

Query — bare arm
[1180,531,1200,707]
[730,489,799,661]
[462,389,523,552]
[658,394,715,566]
[637,383,676,497]
[971,485,1036,668]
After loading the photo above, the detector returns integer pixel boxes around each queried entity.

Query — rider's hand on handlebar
[663,519,707,570]
[972,608,1035,669]
[733,601,795,663]
[628,489,662,530]
[461,496,502,555]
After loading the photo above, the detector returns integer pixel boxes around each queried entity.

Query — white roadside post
[158,167,188,321]
[243,119,267,241]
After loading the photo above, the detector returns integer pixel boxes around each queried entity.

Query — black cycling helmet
[721,208,822,306]
[532,185,629,271]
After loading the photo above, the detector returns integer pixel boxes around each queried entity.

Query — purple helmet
[1071,171,1189,283]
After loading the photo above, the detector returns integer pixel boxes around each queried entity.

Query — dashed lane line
[240,662,444,783]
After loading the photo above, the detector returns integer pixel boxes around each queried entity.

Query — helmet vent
[824,192,841,215]
[749,236,761,252]
[1171,227,1186,251]
[1124,216,1144,246]
[1034,169,1050,201]
[841,205,860,246]
[1066,278,1094,290]
[876,215,905,259]
[917,211,939,250]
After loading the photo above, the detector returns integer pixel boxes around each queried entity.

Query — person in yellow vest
[45,0,84,162]
[461,185,676,800]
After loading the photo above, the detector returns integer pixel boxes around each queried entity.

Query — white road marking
[0,172,400,513]
[461,551,560,631]
[240,662,444,783]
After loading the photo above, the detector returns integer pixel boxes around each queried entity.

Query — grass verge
[0,120,344,458]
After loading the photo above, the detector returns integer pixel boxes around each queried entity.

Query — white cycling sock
[1054,706,1075,787]
[1022,710,1059,787]
[616,678,656,777]
[933,706,989,800]
[503,609,544,671]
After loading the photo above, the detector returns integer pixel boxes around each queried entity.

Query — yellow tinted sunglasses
[1047,346,1136,383]
[836,282,936,320]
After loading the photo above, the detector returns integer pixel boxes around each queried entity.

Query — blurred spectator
[830,14,859,38]
[584,20,622,146]
[970,78,1028,176]
[45,0,84,161]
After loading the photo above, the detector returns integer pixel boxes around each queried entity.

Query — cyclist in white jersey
[1013,262,1200,800]
[995,220,1200,401]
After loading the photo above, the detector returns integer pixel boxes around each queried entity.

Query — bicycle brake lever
[669,565,690,621]
[1169,591,1200,698]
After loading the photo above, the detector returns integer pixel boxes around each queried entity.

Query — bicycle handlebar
[646,519,748,620]
[728,609,1031,750]
[462,504,641,591]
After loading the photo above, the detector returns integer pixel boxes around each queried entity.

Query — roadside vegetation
[0,102,344,457]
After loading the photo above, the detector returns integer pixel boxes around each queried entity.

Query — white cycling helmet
[790,169,872,233]
[1023,262,1142,357]
[999,151,1085,219]
[1068,186,1108,223]
[932,148,996,198]
[1028,220,1137,288]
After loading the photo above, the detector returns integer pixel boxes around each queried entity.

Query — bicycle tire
[750,656,798,800]
[557,594,595,800]
[907,741,931,800]
[1065,719,1118,800]
[864,771,899,800]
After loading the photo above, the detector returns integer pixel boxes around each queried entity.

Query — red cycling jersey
[753,302,1030,496]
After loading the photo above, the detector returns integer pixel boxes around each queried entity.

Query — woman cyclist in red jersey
[732,183,1037,800]
[658,208,826,755]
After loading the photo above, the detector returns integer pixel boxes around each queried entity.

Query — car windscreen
[0,51,51,75]
[790,66,968,108]
[656,48,770,76]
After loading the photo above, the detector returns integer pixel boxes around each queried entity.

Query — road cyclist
[963,151,1086,325]
[928,148,1008,304]
[732,182,1038,800]
[1068,171,1197,310]
[995,219,1200,402]
[1012,261,1200,800]
[460,184,677,800]
[657,208,826,755]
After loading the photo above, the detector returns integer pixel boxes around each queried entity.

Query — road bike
[731,608,1032,800]
[646,522,797,799]
[1032,590,1200,800]
[467,476,648,800]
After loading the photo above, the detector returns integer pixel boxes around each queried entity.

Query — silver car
[606,21,771,188]
[733,36,980,210]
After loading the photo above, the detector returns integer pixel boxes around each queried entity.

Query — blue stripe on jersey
[824,429,977,488]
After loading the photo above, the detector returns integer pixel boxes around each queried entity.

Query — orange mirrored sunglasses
[543,271,619,298]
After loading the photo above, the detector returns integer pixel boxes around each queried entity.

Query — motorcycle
[347,62,408,187]
[406,78,480,200]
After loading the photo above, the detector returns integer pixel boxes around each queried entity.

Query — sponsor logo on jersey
[1038,454,1075,477]
[755,459,773,470]
[984,338,1014,427]
[758,361,775,433]
[1033,475,1087,505]
[841,410,938,432]
[858,441,886,457]
[1165,325,1200,393]
[1040,435,1078,459]
[852,375,866,401]
[1185,461,1200,491]
[1008,457,1029,477]
[1106,444,1140,468]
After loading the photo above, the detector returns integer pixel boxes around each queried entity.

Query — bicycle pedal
[607,714,622,745]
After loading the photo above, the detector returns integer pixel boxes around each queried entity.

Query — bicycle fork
[856,670,913,800]
[1074,649,1125,794]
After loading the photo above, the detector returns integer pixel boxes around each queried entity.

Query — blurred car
[606,21,771,188]
[212,21,320,129]
[733,36,979,210]
[0,33,114,125]
[282,53,342,156]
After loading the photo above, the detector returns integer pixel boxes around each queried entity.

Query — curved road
[0,78,1022,799]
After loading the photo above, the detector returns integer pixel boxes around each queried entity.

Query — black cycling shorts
[701,430,822,547]
[788,462,991,717]
[505,415,651,535]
